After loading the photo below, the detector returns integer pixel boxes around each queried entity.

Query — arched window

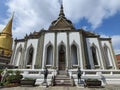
[46,45,53,65]
[71,44,78,65]
[15,47,22,66]
[91,46,98,65]
[27,47,34,65]
[104,46,111,67]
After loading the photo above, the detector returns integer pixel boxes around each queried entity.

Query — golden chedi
[0,15,13,56]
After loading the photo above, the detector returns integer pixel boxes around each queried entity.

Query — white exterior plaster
[57,32,67,68]
[86,38,104,69]
[25,39,38,69]
[69,32,83,69]
[13,42,25,66]
[42,33,55,68]
[101,41,117,69]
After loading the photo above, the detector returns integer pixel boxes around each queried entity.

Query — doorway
[58,45,66,70]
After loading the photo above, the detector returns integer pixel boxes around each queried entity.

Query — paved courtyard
[1,85,120,90]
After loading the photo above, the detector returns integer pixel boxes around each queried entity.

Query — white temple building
[10,4,120,86]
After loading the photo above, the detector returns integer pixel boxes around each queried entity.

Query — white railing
[68,69,120,85]
[68,69,120,78]
[8,69,57,79]
[8,69,120,76]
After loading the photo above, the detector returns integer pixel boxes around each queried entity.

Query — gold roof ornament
[2,13,14,35]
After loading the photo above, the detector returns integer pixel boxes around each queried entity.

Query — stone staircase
[54,70,73,86]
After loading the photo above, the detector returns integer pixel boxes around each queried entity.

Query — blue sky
[75,13,120,36]
[0,0,120,54]
[0,0,8,22]
[96,13,120,36]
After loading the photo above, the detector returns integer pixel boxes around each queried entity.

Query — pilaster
[54,32,57,68]
[81,32,91,69]
[67,32,70,69]
[35,32,45,69]
[79,31,86,69]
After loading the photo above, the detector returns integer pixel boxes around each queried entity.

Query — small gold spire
[2,13,14,35]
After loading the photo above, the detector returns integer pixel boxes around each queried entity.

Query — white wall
[86,38,104,69]
[42,33,55,68]
[69,32,83,69]
[57,32,67,68]
[101,40,117,69]
[25,39,38,69]
[13,42,25,66]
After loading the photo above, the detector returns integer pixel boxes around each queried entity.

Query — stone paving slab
[1,85,120,90]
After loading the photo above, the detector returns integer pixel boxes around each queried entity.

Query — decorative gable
[49,4,75,30]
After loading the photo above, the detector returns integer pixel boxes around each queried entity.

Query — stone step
[54,74,72,86]
[56,75,69,77]
[55,80,71,86]
[55,80,71,83]
[55,78,70,80]
[55,76,69,79]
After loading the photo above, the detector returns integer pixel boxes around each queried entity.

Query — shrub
[7,70,13,75]
[15,70,21,75]
[6,74,23,83]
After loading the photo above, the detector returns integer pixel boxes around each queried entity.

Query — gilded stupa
[0,15,13,56]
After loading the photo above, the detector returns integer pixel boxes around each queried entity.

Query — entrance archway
[58,45,66,70]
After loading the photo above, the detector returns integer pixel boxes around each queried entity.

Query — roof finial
[2,12,14,35]
[59,0,65,17]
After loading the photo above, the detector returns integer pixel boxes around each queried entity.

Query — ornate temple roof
[49,4,75,30]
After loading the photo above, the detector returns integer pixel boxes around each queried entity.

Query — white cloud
[64,0,120,29]
[1,0,120,40]
[5,0,60,38]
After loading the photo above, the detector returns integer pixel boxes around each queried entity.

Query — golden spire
[2,13,14,35]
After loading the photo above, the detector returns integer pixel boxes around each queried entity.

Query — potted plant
[85,78,101,87]
[20,78,36,86]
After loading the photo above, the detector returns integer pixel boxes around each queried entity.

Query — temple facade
[9,5,120,85]
[11,5,117,70]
